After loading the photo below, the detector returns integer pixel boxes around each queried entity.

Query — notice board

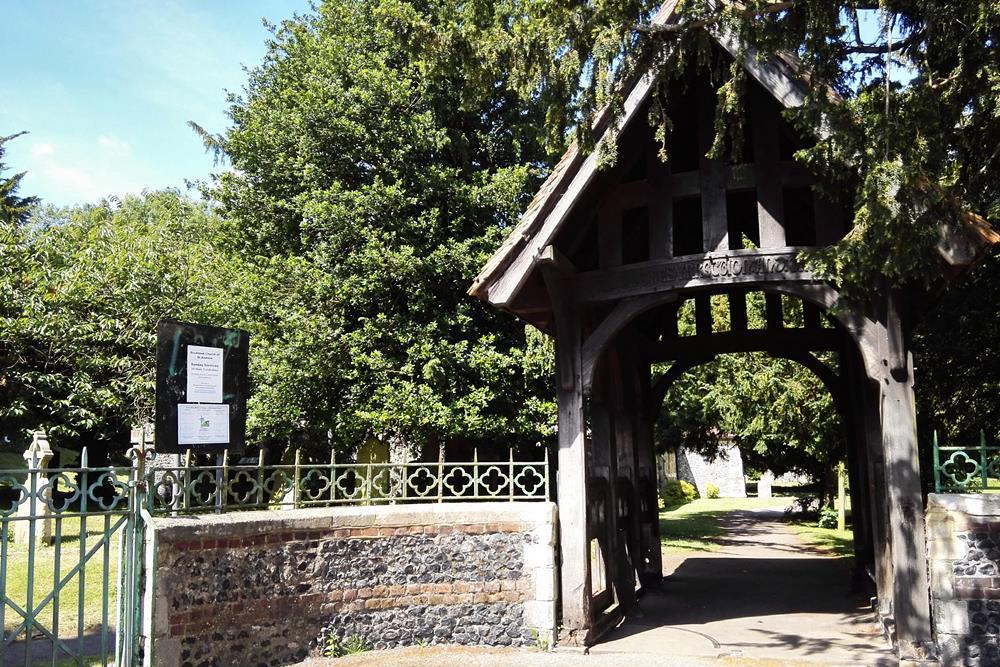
[155,319,250,455]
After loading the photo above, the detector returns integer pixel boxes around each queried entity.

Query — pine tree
[0,132,40,224]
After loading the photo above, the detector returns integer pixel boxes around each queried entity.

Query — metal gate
[1,436,145,667]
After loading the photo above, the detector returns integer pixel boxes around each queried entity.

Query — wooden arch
[463,2,995,659]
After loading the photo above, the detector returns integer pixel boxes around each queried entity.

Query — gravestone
[15,431,54,545]
[758,471,774,498]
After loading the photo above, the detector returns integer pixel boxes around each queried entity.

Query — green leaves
[1,191,239,447]
[0,132,40,226]
[206,0,556,456]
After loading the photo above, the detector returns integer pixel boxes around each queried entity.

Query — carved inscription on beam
[574,248,814,303]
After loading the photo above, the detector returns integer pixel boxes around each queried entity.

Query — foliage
[201,0,556,456]
[706,482,720,499]
[655,293,844,498]
[485,1,999,299]
[320,632,370,658]
[661,478,698,508]
[0,132,39,225]
[914,251,1000,448]
[817,506,839,529]
[0,191,242,452]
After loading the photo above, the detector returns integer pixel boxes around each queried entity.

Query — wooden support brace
[647,137,674,259]
[764,293,784,329]
[729,290,748,332]
[698,85,728,252]
[695,295,713,335]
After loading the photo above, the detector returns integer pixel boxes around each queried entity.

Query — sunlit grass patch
[659,496,792,553]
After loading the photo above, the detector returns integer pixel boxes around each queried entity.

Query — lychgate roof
[468,0,818,310]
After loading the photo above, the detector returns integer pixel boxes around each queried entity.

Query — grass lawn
[659,496,793,553]
[789,522,854,557]
[3,514,123,642]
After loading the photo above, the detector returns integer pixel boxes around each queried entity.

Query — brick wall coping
[148,501,558,541]
[928,493,1000,517]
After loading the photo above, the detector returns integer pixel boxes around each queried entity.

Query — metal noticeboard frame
[155,319,250,455]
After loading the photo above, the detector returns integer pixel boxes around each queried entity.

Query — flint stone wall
[676,444,746,498]
[927,494,1000,666]
[145,502,557,667]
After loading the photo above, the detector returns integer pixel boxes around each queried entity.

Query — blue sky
[2,1,309,207]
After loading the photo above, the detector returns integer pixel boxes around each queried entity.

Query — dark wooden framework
[470,4,993,662]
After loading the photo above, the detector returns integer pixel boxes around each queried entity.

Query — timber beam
[573,248,815,304]
[649,328,842,362]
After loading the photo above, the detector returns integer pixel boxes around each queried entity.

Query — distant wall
[676,444,746,498]
[146,503,557,667]
[927,494,1000,667]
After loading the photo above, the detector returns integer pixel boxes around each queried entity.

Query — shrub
[818,506,839,529]
[661,479,698,508]
[706,482,720,499]
[320,632,369,658]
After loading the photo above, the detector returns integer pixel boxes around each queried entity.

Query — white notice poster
[187,345,223,403]
[177,403,230,445]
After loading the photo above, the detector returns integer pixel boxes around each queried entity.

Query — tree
[204,0,556,456]
[492,1,998,296]
[656,293,844,500]
[0,191,245,457]
[0,132,39,225]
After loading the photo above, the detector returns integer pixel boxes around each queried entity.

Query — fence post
[981,430,989,491]
[183,449,192,511]
[330,450,337,505]
[509,449,515,501]
[473,448,479,500]
[544,446,551,501]
[437,446,444,504]
[215,450,228,514]
[293,449,302,508]
[257,449,265,507]
[14,430,53,546]
[932,431,941,493]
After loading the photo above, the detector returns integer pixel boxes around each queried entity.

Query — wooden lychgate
[469,2,995,662]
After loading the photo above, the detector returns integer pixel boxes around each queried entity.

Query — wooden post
[634,361,662,587]
[751,86,785,248]
[836,461,846,533]
[861,371,894,618]
[698,84,728,252]
[541,263,592,643]
[647,137,673,259]
[880,291,935,661]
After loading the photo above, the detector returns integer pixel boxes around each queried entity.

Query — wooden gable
[468,4,847,329]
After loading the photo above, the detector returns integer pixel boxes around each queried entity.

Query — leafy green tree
[656,294,844,498]
[0,191,243,457]
[0,132,39,225]
[204,0,556,456]
[914,251,1000,448]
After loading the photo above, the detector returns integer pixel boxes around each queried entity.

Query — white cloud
[30,142,55,158]
[97,134,131,156]
[43,163,94,193]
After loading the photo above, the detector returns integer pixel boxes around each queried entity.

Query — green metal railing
[144,447,551,514]
[2,443,550,665]
[933,430,1000,493]
[0,447,144,667]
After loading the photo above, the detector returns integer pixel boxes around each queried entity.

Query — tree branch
[636,1,797,36]
[844,30,924,54]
